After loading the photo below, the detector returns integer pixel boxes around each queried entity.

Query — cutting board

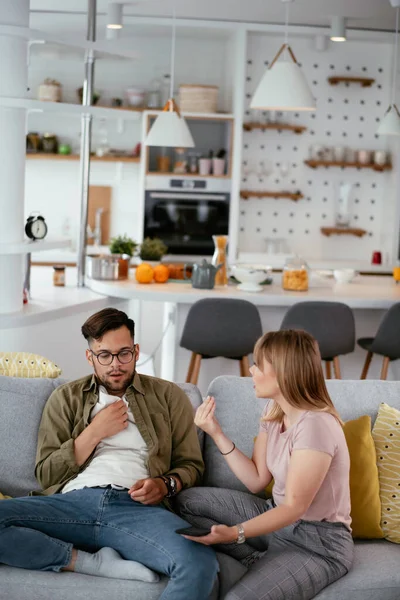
[87,185,111,245]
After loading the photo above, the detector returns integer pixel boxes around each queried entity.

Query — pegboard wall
[240,33,398,263]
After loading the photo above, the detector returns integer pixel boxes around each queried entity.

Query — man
[0,308,218,599]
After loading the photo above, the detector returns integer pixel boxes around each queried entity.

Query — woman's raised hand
[194,396,222,438]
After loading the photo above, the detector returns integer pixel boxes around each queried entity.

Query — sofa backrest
[202,376,400,491]
[0,376,202,498]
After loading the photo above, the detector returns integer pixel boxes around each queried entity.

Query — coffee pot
[184,259,222,289]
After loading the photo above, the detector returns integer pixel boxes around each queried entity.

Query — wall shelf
[240,190,304,201]
[243,122,306,134]
[26,153,140,163]
[0,97,142,120]
[321,227,367,238]
[0,238,71,255]
[304,159,392,172]
[328,76,375,87]
[146,171,230,179]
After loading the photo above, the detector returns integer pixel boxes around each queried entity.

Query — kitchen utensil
[372,251,382,265]
[183,259,222,289]
[231,264,272,292]
[373,150,388,166]
[333,146,346,162]
[126,87,146,107]
[86,254,130,280]
[333,268,356,283]
[357,150,372,164]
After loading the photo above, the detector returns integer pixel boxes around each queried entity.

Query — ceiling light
[330,16,346,42]
[378,3,400,135]
[250,0,316,112]
[145,1,194,148]
[107,3,123,30]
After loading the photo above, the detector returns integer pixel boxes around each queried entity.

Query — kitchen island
[86,273,400,388]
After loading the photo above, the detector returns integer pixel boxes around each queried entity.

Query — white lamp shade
[145,110,195,147]
[250,61,316,111]
[377,105,400,136]
[330,16,346,42]
[107,3,123,29]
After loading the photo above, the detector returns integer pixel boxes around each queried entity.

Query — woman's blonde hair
[254,329,343,425]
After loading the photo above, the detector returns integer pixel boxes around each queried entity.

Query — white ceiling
[29,0,396,32]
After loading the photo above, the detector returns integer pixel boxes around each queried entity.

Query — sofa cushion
[344,415,383,539]
[314,540,400,600]
[372,402,400,544]
[0,377,203,498]
[0,376,68,497]
[203,377,400,493]
[0,352,61,378]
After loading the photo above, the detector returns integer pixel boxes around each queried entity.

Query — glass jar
[212,235,228,286]
[53,265,66,287]
[282,255,309,291]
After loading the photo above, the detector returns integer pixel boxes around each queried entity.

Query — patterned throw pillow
[0,352,61,378]
[372,402,400,543]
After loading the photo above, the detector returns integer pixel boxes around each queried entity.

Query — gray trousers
[176,487,354,600]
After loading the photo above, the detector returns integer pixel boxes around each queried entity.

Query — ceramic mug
[373,150,387,166]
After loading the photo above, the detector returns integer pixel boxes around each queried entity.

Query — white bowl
[231,264,272,292]
[333,268,356,283]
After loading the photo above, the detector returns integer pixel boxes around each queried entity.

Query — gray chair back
[280,301,355,360]
[180,298,262,358]
[369,302,400,359]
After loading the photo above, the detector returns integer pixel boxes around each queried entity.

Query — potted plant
[139,237,168,263]
[108,234,138,278]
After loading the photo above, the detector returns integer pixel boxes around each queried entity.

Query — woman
[176,329,354,600]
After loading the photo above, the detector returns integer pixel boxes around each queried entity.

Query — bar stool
[280,301,355,379]
[180,298,263,385]
[358,303,400,380]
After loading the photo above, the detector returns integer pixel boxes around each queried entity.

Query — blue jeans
[0,487,218,600]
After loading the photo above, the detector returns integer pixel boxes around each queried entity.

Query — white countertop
[0,267,123,329]
[86,272,400,309]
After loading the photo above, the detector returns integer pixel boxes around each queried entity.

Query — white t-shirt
[62,386,149,493]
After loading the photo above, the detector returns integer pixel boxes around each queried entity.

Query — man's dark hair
[81,308,135,345]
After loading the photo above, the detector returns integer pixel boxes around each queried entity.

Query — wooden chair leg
[380,356,390,380]
[325,361,332,379]
[360,351,373,379]
[185,352,197,383]
[239,355,250,377]
[190,354,202,385]
[333,356,342,379]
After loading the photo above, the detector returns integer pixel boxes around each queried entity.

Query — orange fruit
[153,264,170,283]
[135,263,154,284]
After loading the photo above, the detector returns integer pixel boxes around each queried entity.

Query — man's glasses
[90,347,136,366]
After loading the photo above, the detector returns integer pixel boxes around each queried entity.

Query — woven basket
[179,84,218,113]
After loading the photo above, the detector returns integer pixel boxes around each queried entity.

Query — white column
[0,0,29,313]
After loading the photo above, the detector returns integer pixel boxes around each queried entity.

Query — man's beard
[94,363,136,396]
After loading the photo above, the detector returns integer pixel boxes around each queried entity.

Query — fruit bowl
[230,264,272,292]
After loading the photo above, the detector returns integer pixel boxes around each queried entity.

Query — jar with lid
[53,265,66,287]
[282,255,309,291]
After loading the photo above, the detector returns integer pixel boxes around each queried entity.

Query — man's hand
[89,399,128,443]
[129,478,168,505]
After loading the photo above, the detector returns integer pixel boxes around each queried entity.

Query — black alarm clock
[25,213,48,240]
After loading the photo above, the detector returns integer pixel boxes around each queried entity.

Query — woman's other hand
[194,396,222,438]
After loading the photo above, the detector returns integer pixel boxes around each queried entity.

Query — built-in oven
[144,176,230,256]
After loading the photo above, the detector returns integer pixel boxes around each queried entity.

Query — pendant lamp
[250,0,316,112]
[378,3,400,135]
[145,2,194,147]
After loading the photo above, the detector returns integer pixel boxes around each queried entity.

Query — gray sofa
[0,375,399,600]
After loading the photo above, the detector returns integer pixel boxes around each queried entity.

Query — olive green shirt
[34,372,204,496]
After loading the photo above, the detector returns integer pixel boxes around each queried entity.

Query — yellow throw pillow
[0,352,61,378]
[0,492,11,500]
[263,415,383,539]
[372,402,400,544]
[344,415,383,539]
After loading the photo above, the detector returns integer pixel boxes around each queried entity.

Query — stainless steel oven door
[144,190,230,255]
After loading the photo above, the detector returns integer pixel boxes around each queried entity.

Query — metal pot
[86,254,130,280]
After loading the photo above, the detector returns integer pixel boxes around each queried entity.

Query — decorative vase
[212,235,228,286]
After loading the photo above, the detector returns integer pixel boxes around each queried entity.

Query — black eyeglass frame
[90,346,137,366]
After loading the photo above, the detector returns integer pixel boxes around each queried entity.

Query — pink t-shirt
[259,404,351,530]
